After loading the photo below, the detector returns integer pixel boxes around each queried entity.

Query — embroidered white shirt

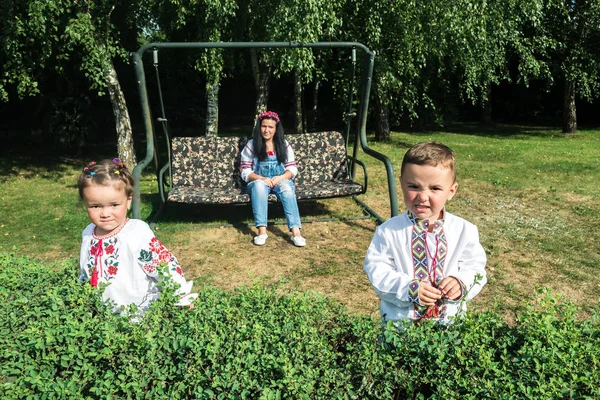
[363,211,487,324]
[79,219,197,313]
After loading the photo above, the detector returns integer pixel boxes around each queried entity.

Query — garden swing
[130,42,399,225]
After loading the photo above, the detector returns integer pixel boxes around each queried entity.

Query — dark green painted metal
[130,41,399,222]
[351,51,399,222]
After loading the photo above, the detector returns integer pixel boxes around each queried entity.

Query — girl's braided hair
[77,158,134,199]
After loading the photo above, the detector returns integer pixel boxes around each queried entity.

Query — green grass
[1,123,599,317]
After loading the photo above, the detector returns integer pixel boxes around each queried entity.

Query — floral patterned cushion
[167,132,364,204]
[171,136,246,189]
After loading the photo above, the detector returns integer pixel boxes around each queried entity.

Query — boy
[363,142,487,324]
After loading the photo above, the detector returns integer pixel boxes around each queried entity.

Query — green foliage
[341,0,600,125]
[0,0,127,101]
[534,0,600,104]
[2,252,599,398]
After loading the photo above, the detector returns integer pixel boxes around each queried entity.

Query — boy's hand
[418,281,442,306]
[439,277,462,300]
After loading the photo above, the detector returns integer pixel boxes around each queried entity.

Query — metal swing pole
[351,50,399,221]
[344,47,357,149]
[152,48,173,193]
[344,47,358,179]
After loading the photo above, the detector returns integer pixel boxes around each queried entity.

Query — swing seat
[160,131,366,205]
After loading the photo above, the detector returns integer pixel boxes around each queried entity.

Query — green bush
[1,252,599,399]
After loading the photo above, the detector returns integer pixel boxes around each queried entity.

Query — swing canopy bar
[130,41,399,223]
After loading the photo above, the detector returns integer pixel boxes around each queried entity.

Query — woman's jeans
[246,155,302,231]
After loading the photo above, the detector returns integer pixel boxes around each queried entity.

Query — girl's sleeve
[136,224,198,306]
[240,141,255,182]
[363,226,416,307]
[79,242,90,283]
[450,225,487,301]
[78,226,93,283]
[284,141,298,178]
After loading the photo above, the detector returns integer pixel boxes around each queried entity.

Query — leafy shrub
[1,252,599,399]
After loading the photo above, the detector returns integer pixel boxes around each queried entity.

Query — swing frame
[130,41,399,224]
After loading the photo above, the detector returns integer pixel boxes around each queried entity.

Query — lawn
[1,124,599,321]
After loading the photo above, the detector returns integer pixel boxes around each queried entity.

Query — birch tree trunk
[374,91,390,142]
[294,70,303,134]
[206,78,219,137]
[562,79,577,134]
[106,58,136,170]
[481,83,493,125]
[310,80,320,131]
[251,49,270,122]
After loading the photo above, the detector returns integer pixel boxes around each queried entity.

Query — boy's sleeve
[449,225,487,301]
[136,225,198,306]
[363,226,418,307]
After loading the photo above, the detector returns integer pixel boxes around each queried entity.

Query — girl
[77,158,197,315]
[240,111,306,247]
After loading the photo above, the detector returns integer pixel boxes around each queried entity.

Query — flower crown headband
[83,158,125,176]
[258,111,280,123]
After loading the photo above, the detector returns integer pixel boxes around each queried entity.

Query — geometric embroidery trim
[409,212,448,320]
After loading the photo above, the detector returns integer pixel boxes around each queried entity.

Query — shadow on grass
[391,122,569,140]
[0,152,80,183]
[141,193,374,233]
[0,141,121,183]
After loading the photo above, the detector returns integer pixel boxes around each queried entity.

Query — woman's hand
[260,177,275,188]
[268,175,286,188]
[257,174,287,188]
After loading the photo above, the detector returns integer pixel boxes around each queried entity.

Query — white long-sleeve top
[363,211,487,324]
[79,219,197,314]
[240,139,298,182]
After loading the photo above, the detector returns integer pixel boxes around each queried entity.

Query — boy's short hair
[401,142,457,182]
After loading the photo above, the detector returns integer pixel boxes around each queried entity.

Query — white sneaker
[291,235,306,247]
[253,234,268,246]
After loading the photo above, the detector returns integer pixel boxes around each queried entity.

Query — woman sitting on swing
[240,111,306,247]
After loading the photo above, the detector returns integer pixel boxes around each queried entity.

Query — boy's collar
[408,210,445,232]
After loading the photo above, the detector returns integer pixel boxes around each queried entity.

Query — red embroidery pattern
[86,237,120,286]
[144,264,157,273]
[138,237,182,278]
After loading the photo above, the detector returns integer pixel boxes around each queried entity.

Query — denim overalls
[246,153,301,230]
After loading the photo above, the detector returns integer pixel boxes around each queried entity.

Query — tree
[534,0,600,133]
[432,0,553,125]
[148,0,238,136]
[437,0,600,133]
[237,0,343,130]
[0,0,138,169]
[343,0,448,140]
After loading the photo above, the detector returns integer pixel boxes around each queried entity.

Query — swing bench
[163,131,366,205]
[130,42,399,224]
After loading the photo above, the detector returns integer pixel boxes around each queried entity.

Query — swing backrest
[171,135,246,189]
[286,132,350,185]
[169,131,352,191]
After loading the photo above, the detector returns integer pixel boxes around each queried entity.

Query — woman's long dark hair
[252,116,288,164]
